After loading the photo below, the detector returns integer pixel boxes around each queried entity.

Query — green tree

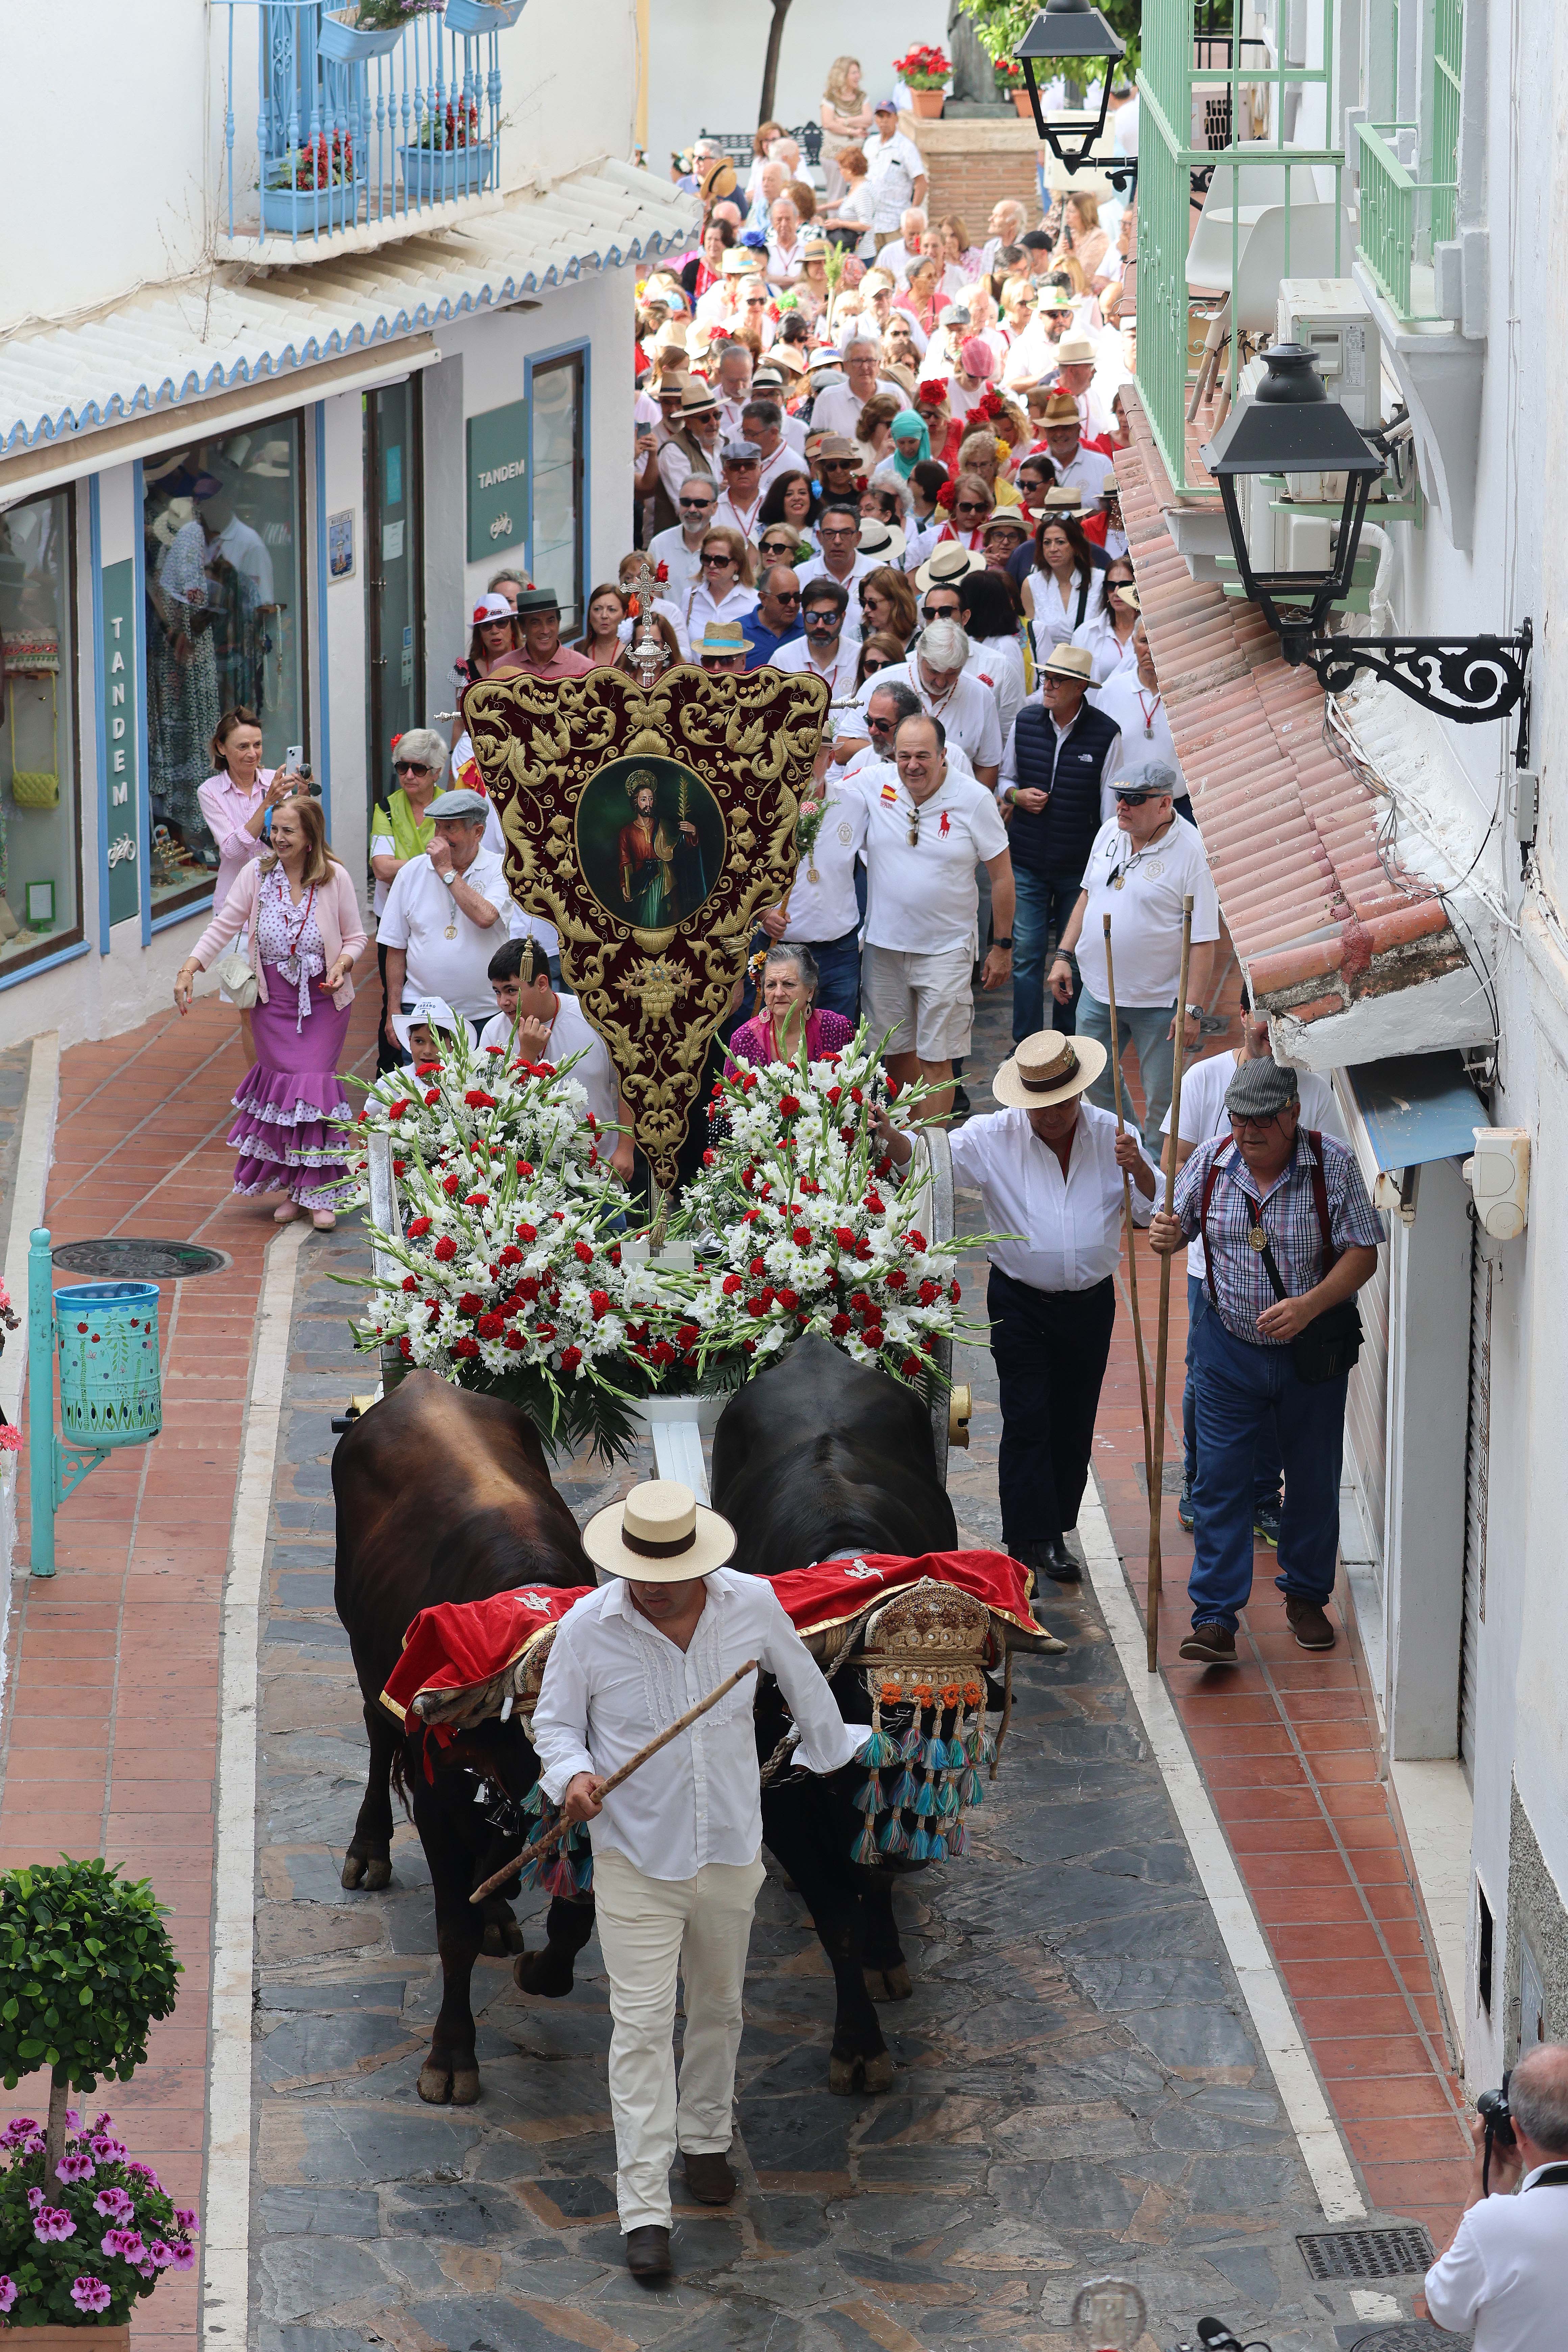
[954,0,1141,83]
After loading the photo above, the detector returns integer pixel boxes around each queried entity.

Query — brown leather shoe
[1286,1596,1336,1650]
[624,2224,672,2278]
[1179,1622,1239,1665]
[681,2148,736,2205]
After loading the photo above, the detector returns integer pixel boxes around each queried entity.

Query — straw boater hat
[677,379,721,419]
[982,509,1032,540]
[1039,643,1095,685]
[914,541,985,592]
[992,1028,1107,1110]
[695,618,749,661]
[1107,578,1140,610]
[583,1480,737,1582]
[699,156,738,204]
[722,246,764,277]
[1055,332,1098,368]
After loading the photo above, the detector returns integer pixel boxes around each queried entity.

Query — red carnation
[678,1323,701,1349]
[703,1148,718,1166]
[518,1276,541,1302]
[901,1354,923,1377]
[833,1226,856,1248]
[831,1313,852,1336]
[904,1229,928,1253]
[651,1339,677,1367]
[503,1329,525,1351]
[464,1088,497,1108]
[746,1297,766,1317]
[884,1269,906,1289]
[722,1273,743,1295]
[749,1255,766,1278]
[918,1278,941,1304]
[778,1093,801,1118]
[560,1345,583,1373]
[825,1086,842,1105]
[433,1236,458,1263]
[574,1241,594,1264]
[949,1280,961,1303]
[864,1190,884,1215]
[518,1161,535,1178]
[442,1173,462,1196]
[458,1292,483,1315]
[399,1335,413,1360]
[499,1244,523,1266]
[464,1191,490,1208]
[589,1289,611,1316]
[401,1275,417,1293]
[477,1313,505,1339]
[862,1328,884,1350]
[535,1321,557,1342]
[792,1226,812,1247]
[407,1216,432,1237]
[452,1336,480,1358]
[917,378,947,403]
[776,1287,800,1310]
[517,1221,538,1243]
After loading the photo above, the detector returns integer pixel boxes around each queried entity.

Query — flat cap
[425,787,490,822]
[1224,1056,1300,1118]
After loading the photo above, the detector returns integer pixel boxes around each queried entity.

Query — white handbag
[213,948,259,1008]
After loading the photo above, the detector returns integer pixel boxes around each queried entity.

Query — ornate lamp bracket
[1278,616,1533,764]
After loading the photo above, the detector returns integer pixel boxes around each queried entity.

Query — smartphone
[285,743,304,772]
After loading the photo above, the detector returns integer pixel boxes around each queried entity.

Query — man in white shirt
[978,198,1029,281]
[771,577,860,698]
[835,619,1004,786]
[711,442,767,541]
[1039,390,1115,511]
[866,102,928,238]
[810,343,904,442]
[765,194,806,284]
[377,788,512,1052]
[1092,622,1187,811]
[648,474,718,609]
[477,935,632,1177]
[861,711,1014,1120]
[533,1481,868,2278]
[1052,330,1120,444]
[877,206,928,285]
[656,382,724,506]
[738,399,797,497]
[1049,774,1221,1149]
[1425,2041,1568,2351]
[750,365,808,455]
[1160,986,1343,1540]
[797,504,879,643]
[875,1027,1153,1588]
[713,342,754,437]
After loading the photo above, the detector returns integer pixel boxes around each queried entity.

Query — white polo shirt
[770,632,860,699]
[848,660,1004,774]
[479,993,620,1134]
[1425,2165,1568,2351]
[772,772,868,945]
[377,847,513,1021]
[1093,668,1184,793]
[860,759,1009,955]
[1074,814,1220,1008]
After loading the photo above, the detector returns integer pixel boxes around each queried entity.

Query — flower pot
[398,138,495,200]
[318,10,410,62]
[1011,91,1035,117]
[909,89,946,119]
[261,174,365,232]
[2,2331,130,2348]
[445,0,528,30]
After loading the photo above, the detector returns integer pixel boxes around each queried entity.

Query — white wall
[643,0,948,180]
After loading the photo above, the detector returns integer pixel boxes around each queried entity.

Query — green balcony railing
[1353,119,1454,324]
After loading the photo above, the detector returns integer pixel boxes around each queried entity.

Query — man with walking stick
[1147,1061,1385,1666]
[531,1481,873,2280]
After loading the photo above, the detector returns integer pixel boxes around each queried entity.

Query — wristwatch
[994,935,1013,949]
[440,868,457,889]
[1185,1001,1201,1019]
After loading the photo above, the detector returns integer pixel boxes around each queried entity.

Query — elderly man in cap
[876,1029,1154,1587]
[1053,329,1118,444]
[513,586,595,680]
[1000,641,1124,1044]
[377,787,512,1051]
[1039,390,1115,512]
[712,440,767,540]
[1149,1060,1385,1666]
[866,100,927,242]
[1047,763,1217,1147]
[532,1480,872,2278]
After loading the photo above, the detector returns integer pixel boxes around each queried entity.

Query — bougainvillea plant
[0,2111,197,2328]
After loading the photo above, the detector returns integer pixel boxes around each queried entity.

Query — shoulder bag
[1200,1132,1364,1385]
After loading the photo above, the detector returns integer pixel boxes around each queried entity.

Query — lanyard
[1136,688,1163,738]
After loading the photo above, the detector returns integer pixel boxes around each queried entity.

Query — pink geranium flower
[33,2205,77,2243]
[56,2149,95,2182]
[94,2186,134,2222]
[0,2277,15,2314]
[167,2241,197,2271]
[89,2133,128,2163]
[148,2239,176,2269]
[126,2161,161,2191]
[0,2118,38,2149]
[102,2228,144,2264]
[70,2276,112,2314]
[174,2206,200,2236]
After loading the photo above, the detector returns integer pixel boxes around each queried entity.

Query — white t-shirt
[377,847,513,1020]
[647,524,709,609]
[866,131,926,231]
[1074,815,1221,1008]
[1160,1050,1344,1281]
[770,632,860,699]
[848,660,1004,774]
[775,772,868,944]
[795,552,878,643]
[861,759,1009,954]
[478,993,620,1134]
[1424,2166,1568,2352]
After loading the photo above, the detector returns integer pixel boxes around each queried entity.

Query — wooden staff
[1103,914,1154,1509]
[468,1658,759,1904]
[1146,897,1194,1674]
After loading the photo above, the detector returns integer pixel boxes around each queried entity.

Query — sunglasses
[394,761,432,777]
[770,588,802,604]
[480,617,513,629]
[1114,790,1155,807]
[953,501,989,517]
[701,552,737,566]
[760,539,797,555]
[921,601,959,619]
[866,712,897,731]
[680,497,715,512]
[803,608,839,626]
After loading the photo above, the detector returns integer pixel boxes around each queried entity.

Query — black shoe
[1254,1499,1282,1547]
[681,2148,736,2205]
[1285,1596,1336,1650]
[625,2225,672,2278]
[1179,1622,1238,1665]
[1036,1536,1080,1585]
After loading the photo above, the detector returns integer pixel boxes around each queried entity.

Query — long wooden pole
[468,1657,759,1904]
[1103,915,1154,1510]
[1146,898,1195,1674]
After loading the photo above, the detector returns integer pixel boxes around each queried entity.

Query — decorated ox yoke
[380,1552,1046,1879]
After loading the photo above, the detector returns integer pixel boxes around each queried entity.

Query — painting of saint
[577,756,725,934]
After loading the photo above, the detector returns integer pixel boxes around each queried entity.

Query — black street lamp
[1201,345,1532,746]
[1017,0,1126,172]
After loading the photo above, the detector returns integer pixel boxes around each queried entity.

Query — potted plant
[993,56,1033,115]
[891,44,952,120]
[445,0,529,33]
[0,1859,187,2341]
[397,92,495,200]
[261,129,363,234]
[319,0,440,64]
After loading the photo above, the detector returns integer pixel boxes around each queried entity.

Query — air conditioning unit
[1277,278,1382,431]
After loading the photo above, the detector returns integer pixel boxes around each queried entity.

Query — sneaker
[1254,1500,1282,1547]
[1285,1596,1336,1651]
[1178,1622,1238,1665]
[1177,1474,1194,1532]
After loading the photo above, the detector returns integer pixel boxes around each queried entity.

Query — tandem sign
[466,398,528,562]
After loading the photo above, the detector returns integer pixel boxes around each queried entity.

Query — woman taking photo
[576,583,631,667]
[174,797,366,1232]
[1022,509,1104,657]
[197,709,306,1067]
[727,942,853,1073]
[757,467,819,554]
[1071,558,1139,681]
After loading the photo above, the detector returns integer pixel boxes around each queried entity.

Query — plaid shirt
[1174,1129,1385,1347]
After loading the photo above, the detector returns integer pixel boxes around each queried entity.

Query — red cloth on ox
[380,1550,1034,1726]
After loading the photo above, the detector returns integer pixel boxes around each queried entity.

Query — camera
[1478,2071,1515,2190]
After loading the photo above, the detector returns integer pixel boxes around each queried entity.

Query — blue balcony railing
[214,0,522,253]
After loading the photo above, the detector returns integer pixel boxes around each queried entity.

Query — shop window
[141,421,308,918]
[530,351,585,637]
[0,490,82,977]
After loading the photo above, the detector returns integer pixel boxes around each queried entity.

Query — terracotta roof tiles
[1116,394,1466,1021]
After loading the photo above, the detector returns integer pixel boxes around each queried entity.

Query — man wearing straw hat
[875,1032,1154,1588]
[1038,389,1115,513]
[531,1482,871,2279]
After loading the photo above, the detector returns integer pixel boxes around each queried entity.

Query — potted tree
[0,1859,189,2341]
[891,44,952,120]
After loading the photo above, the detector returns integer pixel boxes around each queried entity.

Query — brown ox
[332,1370,593,2103]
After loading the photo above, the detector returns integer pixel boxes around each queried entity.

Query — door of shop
[364,379,424,826]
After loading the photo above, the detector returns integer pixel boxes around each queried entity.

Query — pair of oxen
[333,1335,1041,2105]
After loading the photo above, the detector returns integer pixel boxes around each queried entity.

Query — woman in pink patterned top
[727,942,854,1074]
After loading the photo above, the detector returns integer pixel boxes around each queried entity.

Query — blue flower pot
[55,1281,162,1449]
[445,0,528,31]
[318,10,413,62]
[398,137,495,200]
[261,172,366,232]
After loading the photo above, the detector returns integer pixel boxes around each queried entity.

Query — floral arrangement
[794,793,835,882]
[340,1029,692,1456]
[891,43,953,90]
[0,2112,197,2328]
[268,131,356,191]
[670,1024,987,1388]
[415,95,482,151]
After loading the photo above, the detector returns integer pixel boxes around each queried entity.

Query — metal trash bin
[54,1280,162,1447]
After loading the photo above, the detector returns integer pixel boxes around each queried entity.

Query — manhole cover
[50,1239,230,1281]
[1350,2328,1460,2352]
[1298,2227,1435,2282]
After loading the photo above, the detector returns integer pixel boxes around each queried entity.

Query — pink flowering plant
[0,2110,197,2327]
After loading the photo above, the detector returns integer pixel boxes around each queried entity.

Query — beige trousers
[592,1846,766,2232]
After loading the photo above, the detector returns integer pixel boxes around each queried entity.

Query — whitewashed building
[1126,0,1567,2093]
[0,0,691,1048]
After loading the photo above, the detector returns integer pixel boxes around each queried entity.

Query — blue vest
[1008,700,1121,875]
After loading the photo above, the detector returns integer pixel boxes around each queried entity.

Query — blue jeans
[1075,988,1175,1153]
[1011,865,1085,1044]
[1184,1278,1282,1506]
[1186,1301,1348,1633]
[797,925,861,1024]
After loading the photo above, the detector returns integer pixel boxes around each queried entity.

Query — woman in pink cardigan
[174,798,368,1230]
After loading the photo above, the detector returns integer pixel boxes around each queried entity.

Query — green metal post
[27,1227,55,1580]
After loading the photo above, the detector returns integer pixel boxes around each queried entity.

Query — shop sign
[100,559,140,928]
[466,398,528,562]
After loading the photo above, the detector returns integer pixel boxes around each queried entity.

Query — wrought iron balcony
[213,0,523,261]
[1353,121,1455,327]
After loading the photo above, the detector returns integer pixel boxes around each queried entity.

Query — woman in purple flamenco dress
[174,797,368,1230]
